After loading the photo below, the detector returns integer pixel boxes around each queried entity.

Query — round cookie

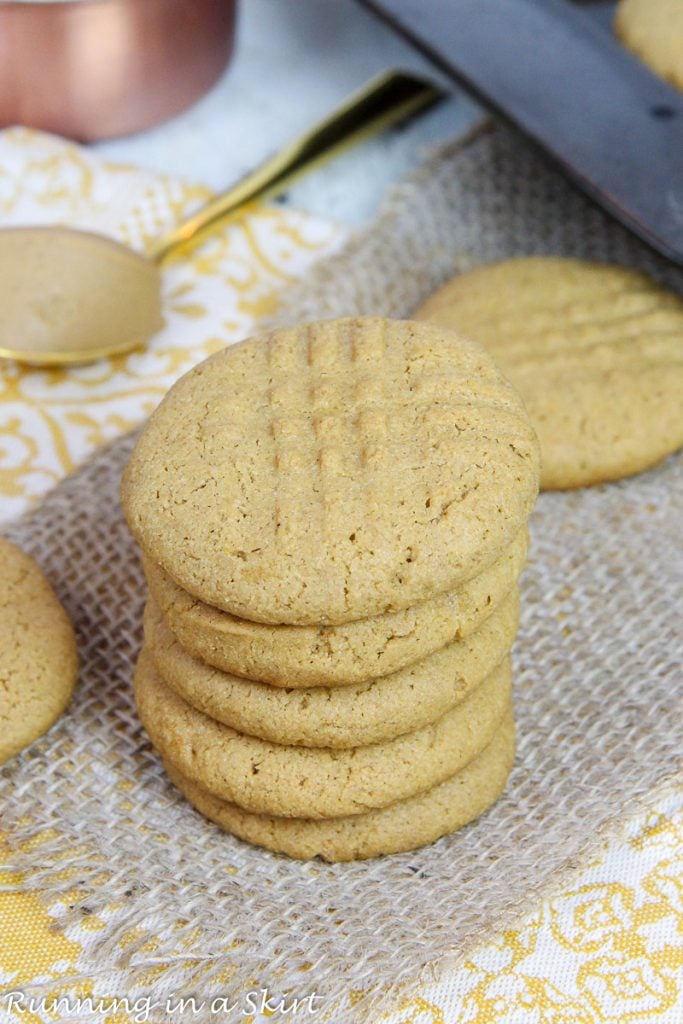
[164,712,516,861]
[0,538,78,765]
[414,258,683,490]
[134,648,512,819]
[144,589,519,748]
[144,528,528,686]
[615,0,683,91]
[122,317,539,624]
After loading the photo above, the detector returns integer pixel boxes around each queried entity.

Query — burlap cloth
[2,124,682,1023]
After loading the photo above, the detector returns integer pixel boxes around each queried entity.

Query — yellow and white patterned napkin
[0,127,343,523]
[383,785,683,1024]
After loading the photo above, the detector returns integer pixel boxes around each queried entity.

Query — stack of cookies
[122,317,540,861]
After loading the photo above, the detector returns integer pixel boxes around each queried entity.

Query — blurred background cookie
[615,0,683,91]
[415,257,683,490]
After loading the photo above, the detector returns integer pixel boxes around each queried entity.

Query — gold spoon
[0,71,441,367]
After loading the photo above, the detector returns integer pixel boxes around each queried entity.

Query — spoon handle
[148,69,442,264]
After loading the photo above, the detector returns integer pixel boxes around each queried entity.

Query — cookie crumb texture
[145,529,528,687]
[164,713,516,861]
[134,648,512,819]
[0,538,78,765]
[122,318,539,624]
[144,589,519,748]
[415,258,683,490]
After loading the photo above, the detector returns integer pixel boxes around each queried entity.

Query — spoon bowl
[0,227,163,365]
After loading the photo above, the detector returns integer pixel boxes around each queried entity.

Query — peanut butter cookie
[122,318,539,623]
[415,258,683,489]
[0,538,78,765]
[164,712,515,861]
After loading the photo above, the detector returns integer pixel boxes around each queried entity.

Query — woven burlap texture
[2,125,682,1023]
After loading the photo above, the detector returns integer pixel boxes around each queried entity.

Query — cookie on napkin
[0,538,78,765]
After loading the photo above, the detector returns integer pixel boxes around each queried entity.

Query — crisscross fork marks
[307,320,350,538]
[266,326,326,550]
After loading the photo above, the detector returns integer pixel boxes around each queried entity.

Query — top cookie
[615,0,683,91]
[414,259,683,490]
[122,318,539,625]
[0,538,78,765]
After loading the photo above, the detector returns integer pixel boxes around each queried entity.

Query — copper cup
[0,0,237,141]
